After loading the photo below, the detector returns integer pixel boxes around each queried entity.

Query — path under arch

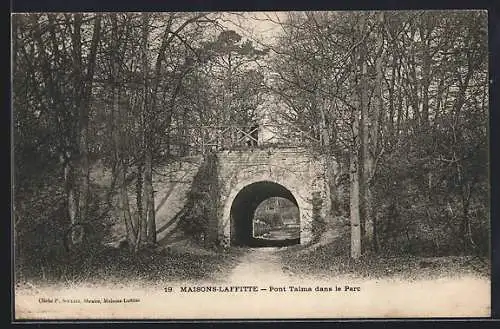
[229,181,300,247]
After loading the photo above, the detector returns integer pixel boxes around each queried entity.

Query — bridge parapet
[173,124,323,155]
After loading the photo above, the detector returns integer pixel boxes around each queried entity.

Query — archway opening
[253,197,300,241]
[230,181,300,247]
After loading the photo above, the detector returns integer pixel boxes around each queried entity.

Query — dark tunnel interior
[230,181,300,247]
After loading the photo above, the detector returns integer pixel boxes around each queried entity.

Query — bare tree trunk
[388,49,396,143]
[460,182,472,252]
[111,14,136,248]
[67,14,84,243]
[360,50,372,251]
[144,12,157,245]
[419,21,431,129]
[396,60,403,138]
[115,109,136,248]
[350,137,361,259]
[135,12,151,251]
[408,26,420,127]
[76,13,101,228]
[368,12,385,253]
[145,146,156,244]
[139,13,197,246]
[357,13,377,254]
[349,19,363,259]
[65,160,78,234]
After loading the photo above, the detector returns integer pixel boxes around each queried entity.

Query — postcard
[12,10,490,320]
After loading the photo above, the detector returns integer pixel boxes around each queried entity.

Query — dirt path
[225,247,293,284]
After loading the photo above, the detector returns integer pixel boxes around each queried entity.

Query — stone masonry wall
[215,147,332,246]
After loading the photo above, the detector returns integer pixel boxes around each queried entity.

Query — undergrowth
[279,242,490,280]
[15,245,244,287]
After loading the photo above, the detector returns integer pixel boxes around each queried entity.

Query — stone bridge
[212,147,333,247]
[116,123,338,249]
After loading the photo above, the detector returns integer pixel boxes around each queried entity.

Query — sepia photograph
[12,10,490,320]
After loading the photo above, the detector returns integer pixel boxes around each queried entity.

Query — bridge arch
[229,181,300,247]
[221,175,312,246]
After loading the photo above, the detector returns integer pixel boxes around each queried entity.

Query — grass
[279,242,490,281]
[15,243,245,288]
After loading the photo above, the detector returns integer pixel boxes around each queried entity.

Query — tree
[267,10,488,257]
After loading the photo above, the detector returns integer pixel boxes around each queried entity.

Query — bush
[178,153,220,247]
[15,178,114,281]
